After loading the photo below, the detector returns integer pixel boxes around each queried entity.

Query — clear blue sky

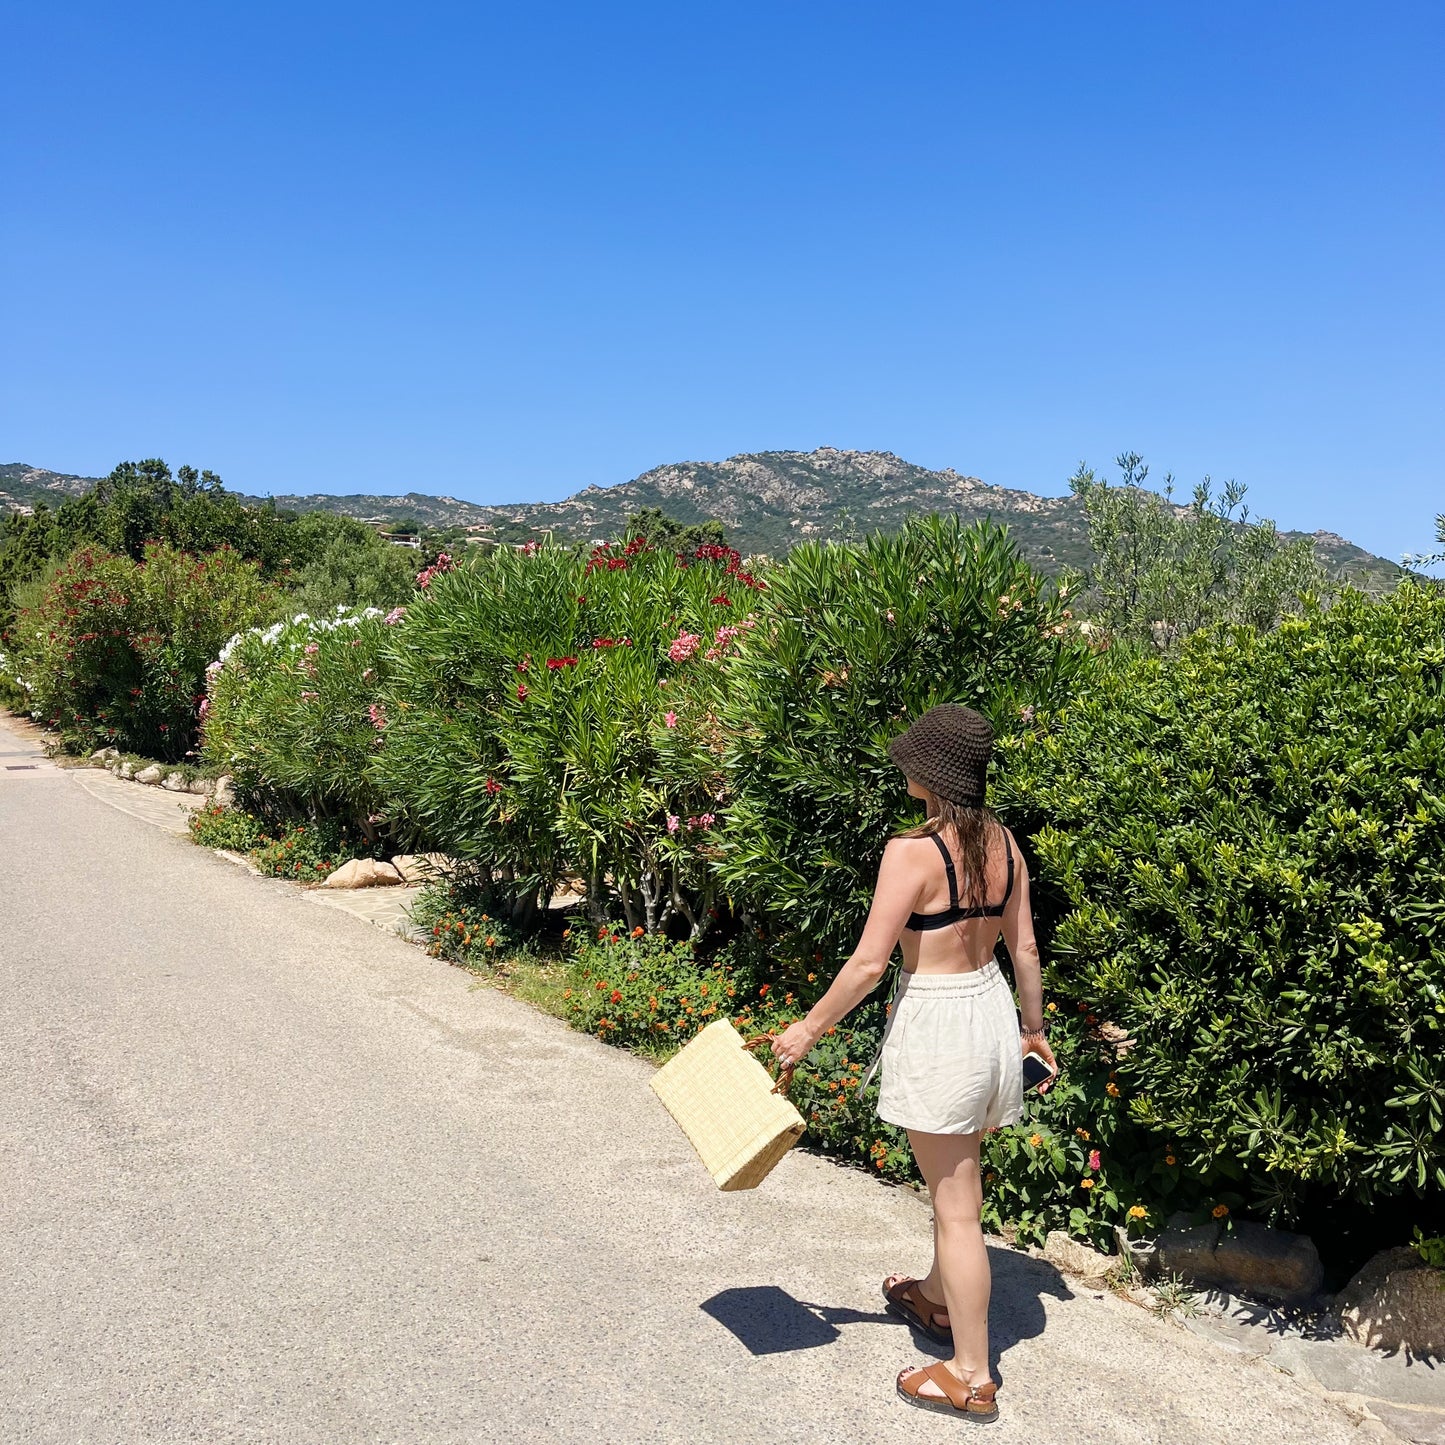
[3,2,1441,562]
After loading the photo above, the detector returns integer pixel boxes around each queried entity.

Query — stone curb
[214,848,264,876]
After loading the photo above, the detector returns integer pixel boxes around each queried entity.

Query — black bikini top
[904,830,1014,932]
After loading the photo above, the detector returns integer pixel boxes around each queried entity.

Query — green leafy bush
[11,542,277,760]
[250,817,379,882]
[717,516,1093,949]
[557,924,768,1047]
[188,802,268,853]
[412,878,523,963]
[201,605,393,827]
[283,513,420,614]
[992,584,1445,1224]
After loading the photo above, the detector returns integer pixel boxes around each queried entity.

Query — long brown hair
[898,795,1000,911]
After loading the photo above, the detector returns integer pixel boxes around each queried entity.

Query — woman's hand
[771,1019,819,1072]
[1022,1032,1058,1094]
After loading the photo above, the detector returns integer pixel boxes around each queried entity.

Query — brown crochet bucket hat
[887,704,994,806]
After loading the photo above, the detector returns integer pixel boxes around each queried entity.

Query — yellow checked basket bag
[649,1019,806,1191]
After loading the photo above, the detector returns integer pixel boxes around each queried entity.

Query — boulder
[1154,1212,1323,1305]
[135,764,164,785]
[119,760,136,779]
[213,775,235,807]
[1043,1230,1113,1284]
[1337,1247,1444,1358]
[390,853,450,883]
[90,747,119,762]
[188,777,216,796]
[161,771,188,792]
[321,858,404,889]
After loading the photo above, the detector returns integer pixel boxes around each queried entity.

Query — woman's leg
[908,1128,991,1387]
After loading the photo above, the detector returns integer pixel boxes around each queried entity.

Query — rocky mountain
[0,463,99,513]
[2,449,1405,589]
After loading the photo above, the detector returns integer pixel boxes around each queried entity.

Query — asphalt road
[0,720,1378,1445]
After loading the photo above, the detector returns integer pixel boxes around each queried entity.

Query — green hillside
[2,450,1406,590]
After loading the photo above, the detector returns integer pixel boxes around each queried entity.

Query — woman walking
[770,704,1054,1425]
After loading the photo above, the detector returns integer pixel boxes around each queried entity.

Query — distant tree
[626,506,727,552]
[386,517,420,537]
[1403,511,1445,574]
[285,512,419,613]
[86,458,292,570]
[0,504,62,629]
[1069,452,1325,649]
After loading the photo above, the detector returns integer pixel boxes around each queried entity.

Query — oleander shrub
[201,606,394,827]
[991,584,1445,1225]
[373,539,765,931]
[716,516,1094,951]
[11,542,276,760]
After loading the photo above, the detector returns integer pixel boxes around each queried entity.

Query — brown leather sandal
[896,1364,999,1424]
[882,1276,953,1345]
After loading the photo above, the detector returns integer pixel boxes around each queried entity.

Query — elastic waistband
[895,960,1004,999]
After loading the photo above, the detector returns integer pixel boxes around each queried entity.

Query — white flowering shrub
[202,604,392,826]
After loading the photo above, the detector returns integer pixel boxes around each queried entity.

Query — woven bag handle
[742,1034,796,1097]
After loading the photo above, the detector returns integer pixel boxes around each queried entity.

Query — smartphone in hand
[1022,1049,1057,1090]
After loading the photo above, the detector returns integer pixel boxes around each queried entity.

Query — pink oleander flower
[368,703,387,730]
[304,642,319,655]
[663,711,677,728]
[197,697,210,719]
[485,777,501,795]
[301,690,319,700]
[687,812,716,830]
[521,541,539,556]
[416,553,455,589]
[384,607,406,625]
[667,629,701,663]
[1088,1150,1101,1172]
[666,814,680,834]
[205,660,223,677]
[516,683,528,701]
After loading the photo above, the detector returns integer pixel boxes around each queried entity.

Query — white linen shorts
[875,963,1024,1136]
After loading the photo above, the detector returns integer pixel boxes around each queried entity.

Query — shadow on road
[701,1245,1073,1373]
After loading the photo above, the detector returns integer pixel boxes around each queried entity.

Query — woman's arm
[1001,833,1056,1090]
[1001,834,1044,1033]
[770,840,918,1063]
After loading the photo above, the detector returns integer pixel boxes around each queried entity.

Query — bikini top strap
[928,831,959,911]
[1002,830,1015,905]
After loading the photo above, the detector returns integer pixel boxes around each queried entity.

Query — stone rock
[1113,1225,1160,1278]
[90,746,119,762]
[161,771,188,792]
[390,853,450,883]
[1043,1230,1114,1283]
[1154,1212,1324,1305]
[1337,1247,1444,1358]
[213,775,235,807]
[321,858,403,889]
[135,764,163,785]
[188,777,216,796]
